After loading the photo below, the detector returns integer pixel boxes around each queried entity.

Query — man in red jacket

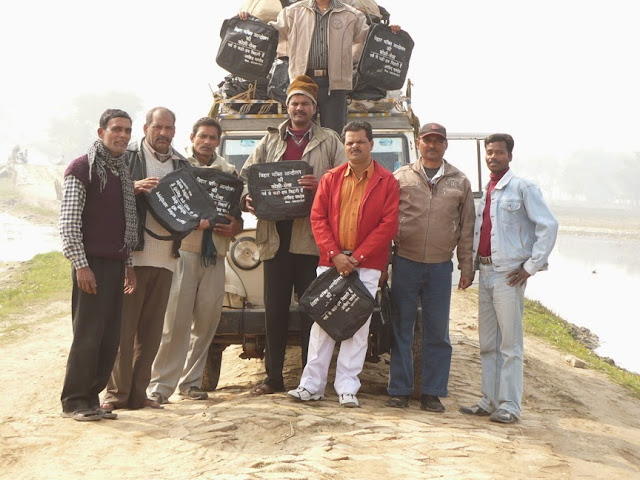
[288,121,399,407]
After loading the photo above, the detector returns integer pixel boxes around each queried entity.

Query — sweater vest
[65,155,129,262]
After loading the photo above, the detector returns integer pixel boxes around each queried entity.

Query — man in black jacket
[102,107,189,411]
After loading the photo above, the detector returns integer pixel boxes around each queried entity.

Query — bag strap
[354,0,374,24]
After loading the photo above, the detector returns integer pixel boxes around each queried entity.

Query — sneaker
[386,395,410,408]
[180,386,208,400]
[420,395,445,412]
[489,408,519,424]
[459,404,490,416]
[287,386,322,402]
[339,393,359,408]
[148,392,169,405]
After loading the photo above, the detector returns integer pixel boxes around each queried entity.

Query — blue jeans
[477,264,525,418]
[388,256,453,397]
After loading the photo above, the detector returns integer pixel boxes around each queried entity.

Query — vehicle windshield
[221,135,409,173]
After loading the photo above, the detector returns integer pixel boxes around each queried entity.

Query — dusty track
[1,290,638,479]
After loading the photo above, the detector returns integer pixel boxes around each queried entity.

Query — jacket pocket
[499,200,522,225]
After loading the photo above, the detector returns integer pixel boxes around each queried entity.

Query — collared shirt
[338,160,374,251]
[283,124,313,160]
[421,160,445,190]
[307,0,339,70]
[59,165,132,270]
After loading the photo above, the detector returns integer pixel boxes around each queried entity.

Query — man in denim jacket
[460,133,558,424]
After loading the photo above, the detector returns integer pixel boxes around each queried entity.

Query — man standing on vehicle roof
[288,120,399,407]
[147,117,243,405]
[102,107,188,411]
[459,133,557,424]
[239,0,401,135]
[387,122,475,412]
[241,75,346,396]
[59,108,138,421]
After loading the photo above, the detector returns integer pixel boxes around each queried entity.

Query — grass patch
[523,298,640,398]
[0,252,70,341]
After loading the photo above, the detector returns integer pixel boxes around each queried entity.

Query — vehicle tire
[411,316,422,400]
[202,344,227,391]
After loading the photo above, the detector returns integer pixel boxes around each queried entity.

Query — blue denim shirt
[472,169,558,275]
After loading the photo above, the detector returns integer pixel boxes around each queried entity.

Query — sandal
[97,406,117,420]
[142,398,164,409]
[251,383,279,396]
[61,409,102,422]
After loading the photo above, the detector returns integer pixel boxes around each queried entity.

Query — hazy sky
[2,0,639,162]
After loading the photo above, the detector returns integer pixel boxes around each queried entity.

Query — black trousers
[61,257,125,413]
[310,75,348,135]
[262,220,318,390]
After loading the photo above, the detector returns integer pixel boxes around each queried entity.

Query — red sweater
[311,160,399,271]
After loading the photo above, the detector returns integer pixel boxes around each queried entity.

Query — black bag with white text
[246,161,314,221]
[144,167,216,240]
[356,23,414,91]
[216,15,279,81]
[299,267,375,342]
[190,167,244,225]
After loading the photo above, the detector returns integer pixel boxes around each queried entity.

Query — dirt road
[1,290,639,479]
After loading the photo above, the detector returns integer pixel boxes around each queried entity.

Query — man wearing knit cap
[387,122,476,412]
[102,107,189,411]
[59,108,138,421]
[240,1,401,134]
[240,75,347,396]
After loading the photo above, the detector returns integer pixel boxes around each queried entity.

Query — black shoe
[420,395,445,412]
[386,395,410,408]
[459,404,490,416]
[489,408,519,424]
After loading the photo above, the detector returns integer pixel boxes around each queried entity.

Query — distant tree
[37,91,143,163]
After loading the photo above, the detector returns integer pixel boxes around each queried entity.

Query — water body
[0,213,61,262]
[525,228,640,374]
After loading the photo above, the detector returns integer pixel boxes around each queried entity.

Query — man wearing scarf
[147,117,242,404]
[59,109,138,421]
[102,107,188,411]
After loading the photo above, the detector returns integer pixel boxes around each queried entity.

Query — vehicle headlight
[230,236,261,270]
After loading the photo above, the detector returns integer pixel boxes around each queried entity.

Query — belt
[479,255,493,265]
[306,69,328,77]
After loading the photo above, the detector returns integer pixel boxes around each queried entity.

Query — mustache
[154,135,172,143]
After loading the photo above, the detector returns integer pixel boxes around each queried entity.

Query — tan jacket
[240,119,347,260]
[393,159,475,277]
[270,0,369,91]
[180,154,239,256]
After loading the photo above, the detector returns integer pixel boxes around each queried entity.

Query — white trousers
[298,266,381,396]
[148,251,225,398]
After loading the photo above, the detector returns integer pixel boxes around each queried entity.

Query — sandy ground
[1,290,639,480]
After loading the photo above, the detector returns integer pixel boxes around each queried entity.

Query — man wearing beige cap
[387,122,475,412]
[240,75,346,396]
